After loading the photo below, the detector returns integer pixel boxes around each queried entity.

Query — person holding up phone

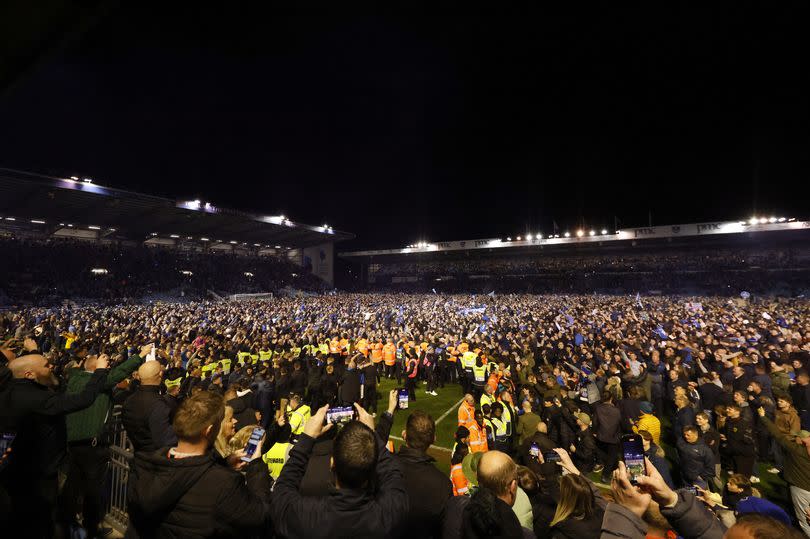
[127,391,272,538]
[0,351,111,539]
[270,403,408,538]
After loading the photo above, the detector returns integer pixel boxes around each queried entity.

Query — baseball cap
[575,413,591,426]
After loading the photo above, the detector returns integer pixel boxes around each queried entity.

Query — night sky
[1,4,808,250]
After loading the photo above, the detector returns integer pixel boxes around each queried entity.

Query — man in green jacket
[759,406,810,537]
[60,344,148,538]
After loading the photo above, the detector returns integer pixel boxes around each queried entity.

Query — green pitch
[374,377,464,474]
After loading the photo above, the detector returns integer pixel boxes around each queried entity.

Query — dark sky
[1,4,808,250]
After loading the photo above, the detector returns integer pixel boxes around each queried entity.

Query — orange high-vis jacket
[486,372,501,395]
[371,342,383,363]
[451,464,470,496]
[458,400,476,428]
[357,339,369,357]
[468,422,488,453]
[383,343,397,366]
[458,342,470,354]
[329,339,341,354]
[446,346,458,363]
[339,338,350,355]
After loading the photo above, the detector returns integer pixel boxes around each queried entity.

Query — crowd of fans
[1,292,809,538]
[0,237,327,304]
[368,247,810,295]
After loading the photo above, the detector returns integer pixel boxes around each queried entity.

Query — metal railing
[104,408,133,534]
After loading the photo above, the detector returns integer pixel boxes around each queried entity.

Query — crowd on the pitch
[1,292,809,538]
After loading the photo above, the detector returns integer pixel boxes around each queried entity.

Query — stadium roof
[0,168,353,248]
[341,219,810,259]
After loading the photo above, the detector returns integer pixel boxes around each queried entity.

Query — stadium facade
[341,218,810,293]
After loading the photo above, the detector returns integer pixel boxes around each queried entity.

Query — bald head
[477,450,517,503]
[138,361,163,385]
[464,393,475,406]
[9,354,45,378]
[10,354,57,387]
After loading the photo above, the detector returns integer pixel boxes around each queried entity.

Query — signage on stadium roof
[341,219,810,257]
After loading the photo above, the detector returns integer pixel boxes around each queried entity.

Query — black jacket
[571,427,596,472]
[617,398,641,433]
[270,433,408,539]
[396,445,452,539]
[724,416,756,457]
[697,382,727,412]
[676,438,715,483]
[125,449,272,539]
[461,493,526,539]
[226,394,258,431]
[339,370,361,405]
[122,385,178,453]
[0,369,108,480]
[518,432,559,479]
[592,402,621,444]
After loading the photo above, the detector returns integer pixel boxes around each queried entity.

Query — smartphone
[241,427,265,462]
[529,442,540,460]
[542,450,561,463]
[326,406,356,425]
[621,434,646,484]
[397,388,409,410]
[684,486,698,495]
[0,432,15,454]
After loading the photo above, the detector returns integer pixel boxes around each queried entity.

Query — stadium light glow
[70,176,79,180]
[4,217,15,221]
[229,240,238,244]
[516,236,522,241]
[30,220,45,224]
[748,217,758,225]
[82,178,92,183]
[768,217,777,223]
[150,233,158,236]
[589,230,596,236]
[601,229,608,235]
[88,226,101,230]
[275,245,282,249]
[109,228,116,232]
[91,268,108,275]
[201,237,209,241]
[65,178,76,183]
[506,237,511,241]
[778,217,786,222]
[536,234,542,239]
[564,232,571,238]
[525,234,532,240]
[170,234,180,238]
[759,217,768,224]
[59,223,65,226]
[244,272,254,277]
[576,230,584,237]
[180,270,193,276]
[186,236,193,240]
[67,224,74,227]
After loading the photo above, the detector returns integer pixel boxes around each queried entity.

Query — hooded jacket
[125,448,272,539]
